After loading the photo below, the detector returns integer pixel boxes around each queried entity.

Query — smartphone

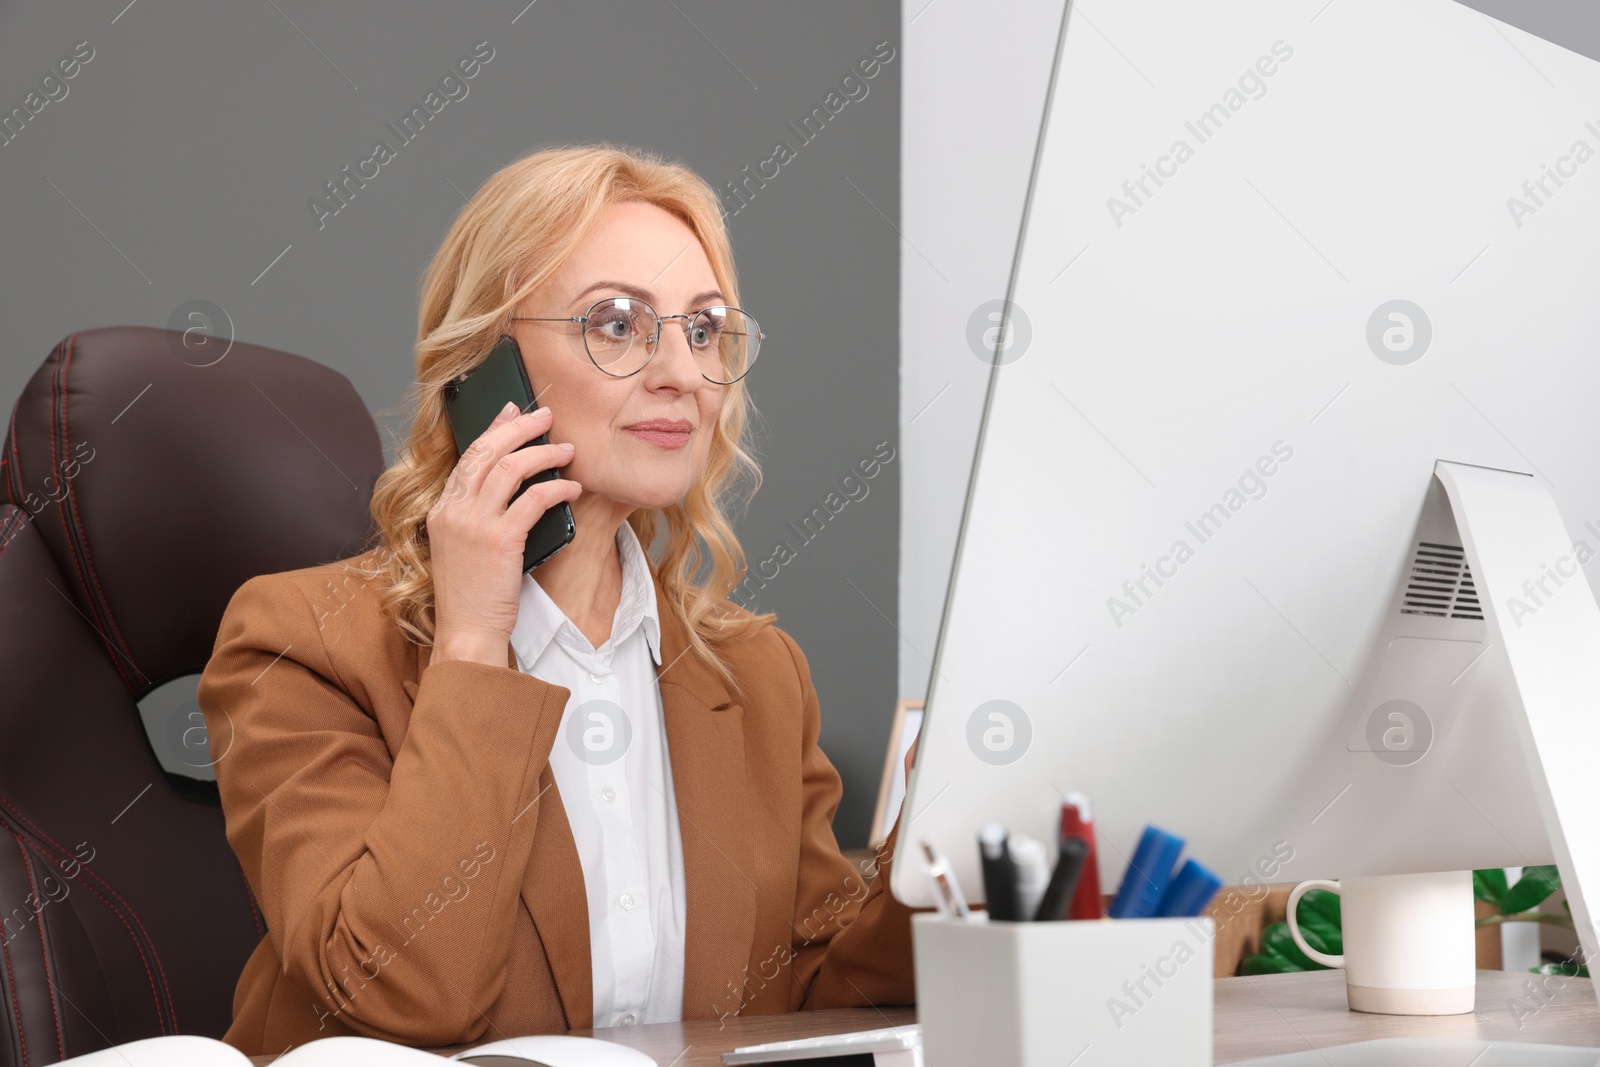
[443,335,576,573]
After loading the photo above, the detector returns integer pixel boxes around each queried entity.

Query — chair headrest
[3,326,385,696]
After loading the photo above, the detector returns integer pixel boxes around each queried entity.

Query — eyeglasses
[511,296,763,384]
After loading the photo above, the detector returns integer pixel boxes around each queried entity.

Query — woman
[196,144,915,1057]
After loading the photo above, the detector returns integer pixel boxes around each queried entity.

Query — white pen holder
[912,913,1214,1067]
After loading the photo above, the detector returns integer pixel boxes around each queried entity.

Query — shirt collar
[510,521,662,671]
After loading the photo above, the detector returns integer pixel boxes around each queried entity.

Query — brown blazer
[195,547,916,1057]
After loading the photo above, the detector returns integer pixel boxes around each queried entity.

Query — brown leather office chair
[0,326,384,1064]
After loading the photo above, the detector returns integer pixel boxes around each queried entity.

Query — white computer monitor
[892,0,1600,972]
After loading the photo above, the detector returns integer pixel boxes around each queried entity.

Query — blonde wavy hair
[348,143,774,693]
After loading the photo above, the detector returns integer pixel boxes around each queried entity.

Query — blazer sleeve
[196,572,571,1047]
[772,629,919,1010]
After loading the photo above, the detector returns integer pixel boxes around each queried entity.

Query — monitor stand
[1310,461,1597,1016]
[1430,461,1600,1007]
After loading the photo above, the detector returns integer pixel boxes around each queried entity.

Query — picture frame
[870,698,924,850]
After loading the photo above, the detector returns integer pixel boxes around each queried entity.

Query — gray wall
[0,1,900,847]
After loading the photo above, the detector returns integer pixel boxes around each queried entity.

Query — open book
[58,1033,658,1066]
[722,1025,920,1065]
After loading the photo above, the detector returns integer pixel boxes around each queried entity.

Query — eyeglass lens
[583,297,758,383]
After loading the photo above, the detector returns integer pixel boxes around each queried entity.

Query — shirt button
[588,670,608,684]
[620,1013,637,1025]
[619,892,635,911]
[600,785,617,803]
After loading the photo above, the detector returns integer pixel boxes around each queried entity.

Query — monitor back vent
[1401,542,1483,620]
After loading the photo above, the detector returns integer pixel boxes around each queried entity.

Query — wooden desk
[253,969,1600,1064]
[1214,968,1600,1062]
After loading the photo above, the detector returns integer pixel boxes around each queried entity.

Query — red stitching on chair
[0,510,30,563]
[10,835,63,1061]
[6,401,23,504]
[46,340,83,589]
[12,834,168,1039]
[45,337,131,691]
[58,336,138,677]
[0,803,173,1034]
[10,825,176,1036]
[0,876,30,1067]
[35,852,168,1037]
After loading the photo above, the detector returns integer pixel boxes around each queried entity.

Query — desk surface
[253,969,1600,1065]
[1213,968,1600,1062]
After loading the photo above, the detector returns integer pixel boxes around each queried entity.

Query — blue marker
[1108,826,1184,919]
[1155,857,1224,918]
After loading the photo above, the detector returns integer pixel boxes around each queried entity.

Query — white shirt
[509,522,687,1027]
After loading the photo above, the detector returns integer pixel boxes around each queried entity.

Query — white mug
[1286,870,1476,1015]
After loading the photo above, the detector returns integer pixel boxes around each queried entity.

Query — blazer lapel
[398,586,757,1025]
[517,769,593,1028]
[402,635,596,1028]
[654,575,758,1021]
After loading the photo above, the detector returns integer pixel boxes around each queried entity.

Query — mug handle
[1286,879,1344,968]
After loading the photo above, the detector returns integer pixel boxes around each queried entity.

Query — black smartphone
[443,335,576,573]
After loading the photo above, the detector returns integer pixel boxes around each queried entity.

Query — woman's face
[512,200,727,514]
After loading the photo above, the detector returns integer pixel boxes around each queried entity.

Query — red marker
[1060,794,1103,919]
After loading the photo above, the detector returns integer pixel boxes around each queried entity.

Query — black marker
[1033,833,1090,922]
[978,822,1023,922]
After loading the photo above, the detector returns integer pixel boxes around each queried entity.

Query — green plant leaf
[1296,914,1342,957]
[1474,868,1508,907]
[1300,888,1342,926]
[1298,888,1342,956]
[1262,921,1331,971]
[1502,865,1561,915]
[1532,960,1588,979]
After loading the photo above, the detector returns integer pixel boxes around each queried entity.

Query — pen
[919,838,970,919]
[1060,794,1104,920]
[1032,833,1089,922]
[1008,834,1050,922]
[1155,857,1223,918]
[1108,825,1185,919]
[978,822,1023,921]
